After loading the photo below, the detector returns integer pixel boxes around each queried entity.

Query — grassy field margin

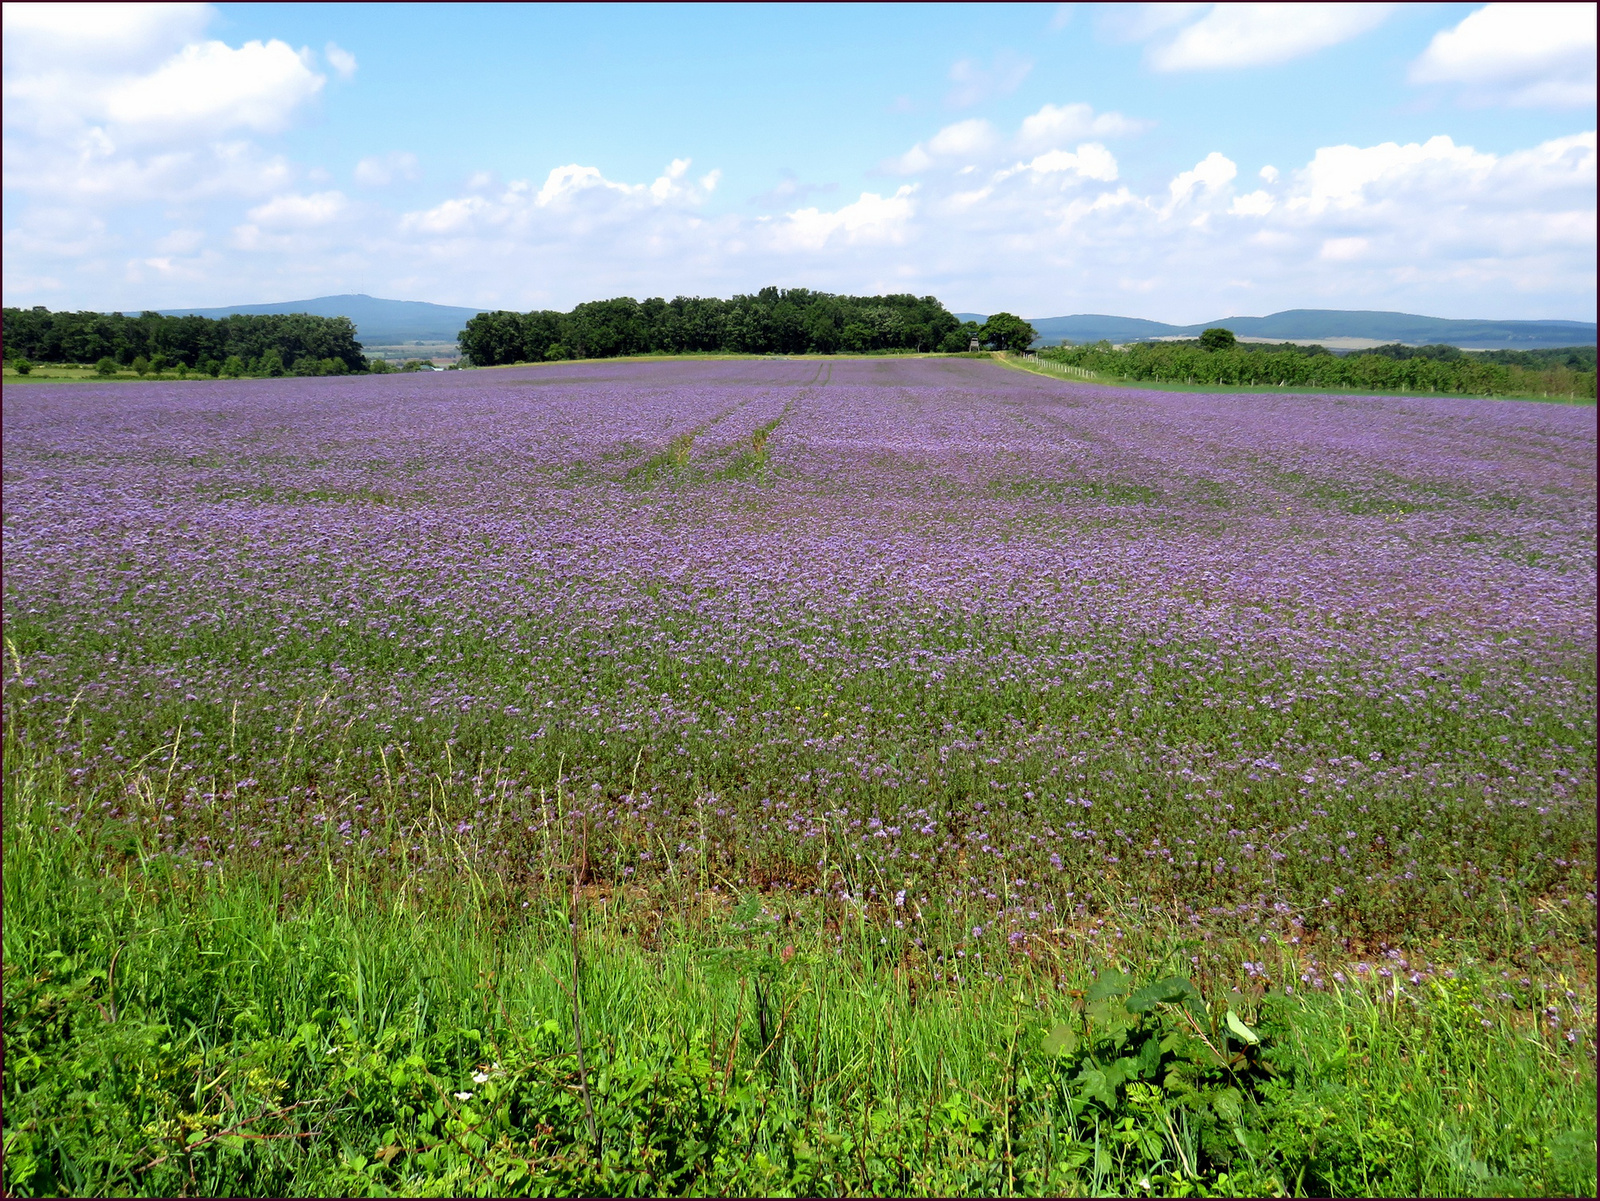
[5,733,1594,1198]
[991,352,1599,405]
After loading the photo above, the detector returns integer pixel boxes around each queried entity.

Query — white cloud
[155,227,205,254]
[773,187,918,251]
[394,159,722,242]
[1229,189,1274,215]
[1098,3,1209,43]
[1167,151,1237,208]
[2,5,326,219]
[1023,144,1119,181]
[536,164,635,206]
[1290,135,1495,214]
[246,190,349,228]
[1258,164,1279,183]
[104,39,323,138]
[317,120,1588,321]
[1016,102,1148,150]
[324,42,358,80]
[890,105,1142,175]
[945,51,1033,108]
[1145,3,1396,71]
[1319,236,1369,261]
[930,119,998,157]
[1,3,211,65]
[355,151,421,186]
[649,157,692,200]
[887,119,997,174]
[1410,3,1597,108]
[2,208,114,260]
[400,195,489,235]
[2,138,293,204]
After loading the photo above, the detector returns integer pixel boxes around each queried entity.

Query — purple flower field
[4,357,1595,981]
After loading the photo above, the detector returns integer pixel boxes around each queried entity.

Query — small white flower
[472,1071,489,1084]
[454,1090,473,1101]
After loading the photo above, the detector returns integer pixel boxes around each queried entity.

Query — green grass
[2,364,198,383]
[994,354,1599,405]
[5,724,1596,1198]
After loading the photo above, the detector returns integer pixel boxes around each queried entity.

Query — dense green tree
[2,307,366,373]
[1199,327,1238,352]
[981,313,1038,353]
[456,288,961,365]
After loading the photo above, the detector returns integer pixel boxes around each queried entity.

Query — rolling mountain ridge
[954,308,1595,350]
[154,294,482,346]
[146,295,1594,351]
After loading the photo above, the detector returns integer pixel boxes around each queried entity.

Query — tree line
[2,307,369,376]
[1040,331,1597,399]
[458,289,1039,364]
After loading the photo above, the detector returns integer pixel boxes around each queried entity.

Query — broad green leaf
[1212,1087,1243,1122]
[1225,1010,1260,1045]
[1136,1033,1163,1078]
[1102,1058,1129,1090]
[1077,1066,1116,1109]
[1043,1022,1079,1057]
[1126,976,1202,1014]
[1085,969,1131,1004]
[1086,997,1122,1027]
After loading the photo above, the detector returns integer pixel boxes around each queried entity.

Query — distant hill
[955,309,1597,350]
[153,294,483,346]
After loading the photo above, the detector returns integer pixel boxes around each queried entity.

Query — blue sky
[3,2,1595,321]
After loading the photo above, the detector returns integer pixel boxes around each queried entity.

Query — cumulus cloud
[1141,3,1396,71]
[1319,236,1369,261]
[103,39,323,138]
[364,121,1590,320]
[751,170,838,210]
[1,3,211,68]
[324,42,358,80]
[889,103,1141,175]
[945,51,1033,108]
[1016,144,1119,182]
[246,190,350,228]
[396,159,722,240]
[1016,103,1149,150]
[1410,3,1597,108]
[1167,151,1237,208]
[1229,189,1274,216]
[1288,135,1495,214]
[155,227,205,254]
[772,187,918,251]
[2,4,325,209]
[886,119,995,174]
[355,151,420,186]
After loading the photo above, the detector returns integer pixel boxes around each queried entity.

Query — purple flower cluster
[3,359,1594,967]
